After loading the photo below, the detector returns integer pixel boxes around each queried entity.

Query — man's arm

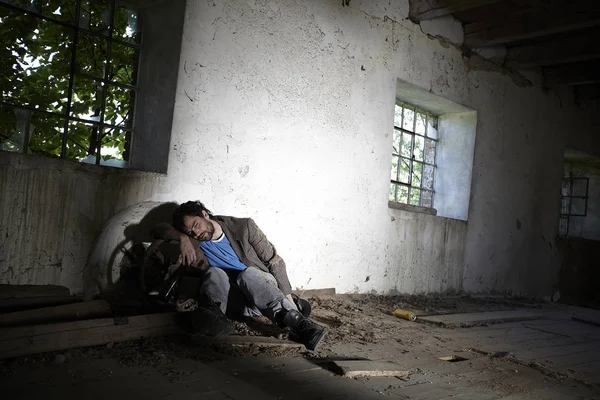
[246,218,293,296]
[152,223,201,266]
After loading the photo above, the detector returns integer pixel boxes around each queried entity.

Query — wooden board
[572,315,600,327]
[0,313,182,359]
[331,360,410,378]
[193,334,304,349]
[0,299,112,327]
[0,295,81,311]
[523,320,600,340]
[419,310,545,328]
[0,284,70,299]
[292,288,336,297]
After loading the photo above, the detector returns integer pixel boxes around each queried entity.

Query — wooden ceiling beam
[505,30,600,69]
[464,8,600,47]
[409,0,502,22]
[544,60,600,86]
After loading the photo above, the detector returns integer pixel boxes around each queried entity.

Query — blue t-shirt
[200,233,248,271]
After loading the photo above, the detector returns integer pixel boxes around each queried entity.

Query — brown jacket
[212,216,293,295]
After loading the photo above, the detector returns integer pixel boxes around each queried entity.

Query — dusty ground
[2,294,598,399]
[306,293,541,352]
[1,292,534,367]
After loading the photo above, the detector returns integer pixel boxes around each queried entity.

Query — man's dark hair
[172,201,213,231]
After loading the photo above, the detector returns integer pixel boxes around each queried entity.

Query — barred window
[559,162,590,237]
[390,101,438,208]
[0,0,140,167]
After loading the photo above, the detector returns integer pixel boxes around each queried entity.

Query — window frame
[559,165,590,237]
[0,0,141,166]
[389,101,438,211]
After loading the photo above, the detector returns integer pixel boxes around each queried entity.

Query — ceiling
[408,0,600,102]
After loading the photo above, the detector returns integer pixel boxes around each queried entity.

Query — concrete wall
[2,0,599,297]
[0,152,163,294]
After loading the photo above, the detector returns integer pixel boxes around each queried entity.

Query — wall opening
[394,79,477,221]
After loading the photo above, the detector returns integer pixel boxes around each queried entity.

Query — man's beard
[199,223,215,241]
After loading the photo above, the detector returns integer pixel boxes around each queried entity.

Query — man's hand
[179,235,197,265]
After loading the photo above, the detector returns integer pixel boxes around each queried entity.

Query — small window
[0,0,140,168]
[389,101,437,208]
[559,162,589,237]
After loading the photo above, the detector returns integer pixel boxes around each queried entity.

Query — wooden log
[0,284,70,299]
[0,313,183,359]
[0,300,112,327]
[0,295,82,311]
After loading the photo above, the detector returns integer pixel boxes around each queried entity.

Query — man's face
[182,212,214,241]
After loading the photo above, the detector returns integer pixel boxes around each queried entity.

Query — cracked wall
[167,0,598,296]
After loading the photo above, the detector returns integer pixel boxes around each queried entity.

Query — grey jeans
[200,267,297,320]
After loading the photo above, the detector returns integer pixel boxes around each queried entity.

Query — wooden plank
[468,336,586,356]
[538,349,600,368]
[544,60,600,86]
[464,9,600,47]
[419,310,545,328]
[515,341,600,361]
[0,313,182,359]
[0,284,70,299]
[572,315,600,327]
[456,332,561,350]
[523,320,600,339]
[0,295,81,311]
[0,317,118,341]
[505,29,600,69]
[331,360,410,378]
[408,0,501,22]
[0,299,112,327]
[292,288,336,297]
[450,325,546,339]
[193,335,304,349]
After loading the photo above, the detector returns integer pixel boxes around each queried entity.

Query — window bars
[390,101,437,208]
[0,0,140,167]
[559,162,589,237]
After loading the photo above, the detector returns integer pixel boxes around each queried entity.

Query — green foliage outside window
[0,0,140,167]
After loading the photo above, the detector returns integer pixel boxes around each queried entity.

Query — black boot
[291,293,312,318]
[177,302,234,337]
[282,309,326,351]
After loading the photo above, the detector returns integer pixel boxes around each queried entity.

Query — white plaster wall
[3,0,600,297]
[162,0,597,296]
[162,0,472,294]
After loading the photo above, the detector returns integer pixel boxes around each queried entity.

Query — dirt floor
[2,294,599,399]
